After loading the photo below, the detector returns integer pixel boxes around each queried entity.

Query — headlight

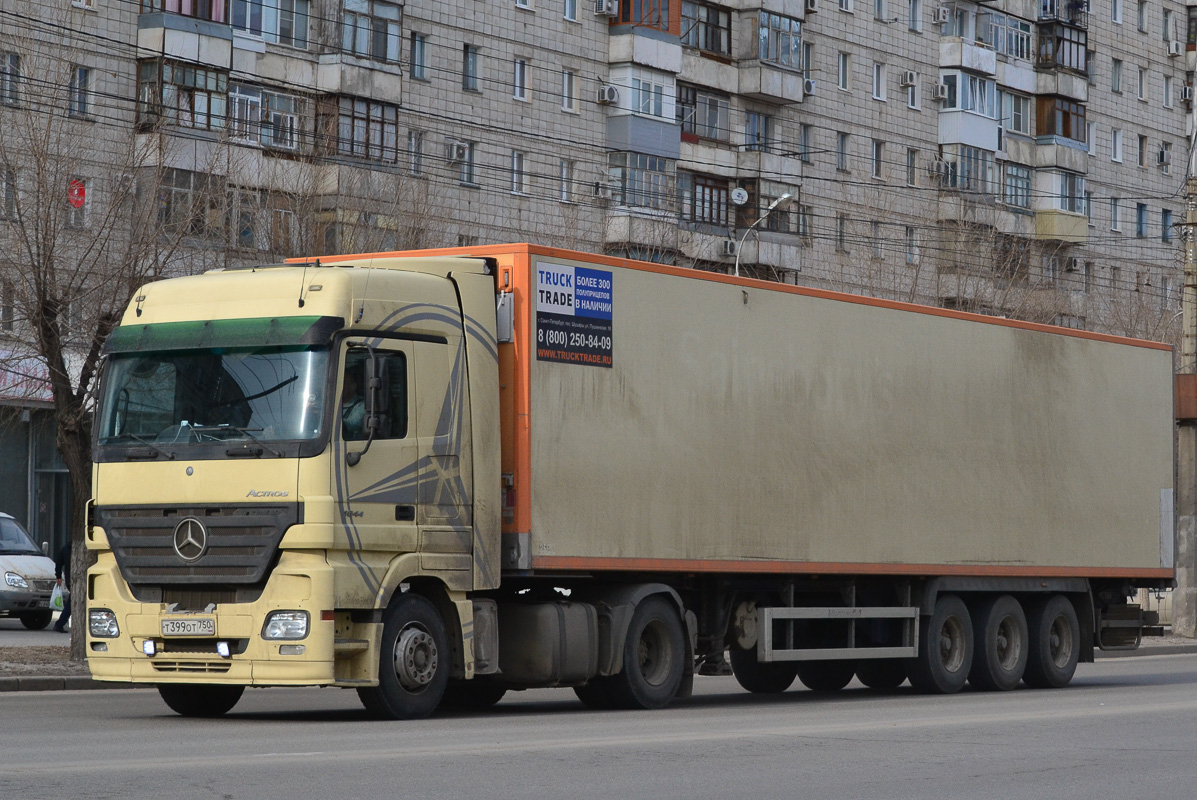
[4,572,28,589]
[262,610,309,640]
[89,609,120,638]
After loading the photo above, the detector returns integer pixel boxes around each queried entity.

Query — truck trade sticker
[536,262,613,368]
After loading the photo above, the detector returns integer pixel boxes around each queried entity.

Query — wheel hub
[394,626,438,691]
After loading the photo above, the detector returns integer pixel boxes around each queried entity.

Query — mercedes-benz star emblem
[173,518,208,562]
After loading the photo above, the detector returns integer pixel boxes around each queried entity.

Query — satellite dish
[730,187,749,206]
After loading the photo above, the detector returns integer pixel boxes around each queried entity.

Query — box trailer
[85,244,1174,717]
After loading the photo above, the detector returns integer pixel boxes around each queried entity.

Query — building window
[137,60,228,130]
[1112,0,1122,24]
[231,0,309,48]
[1035,96,1086,143]
[609,151,674,210]
[229,84,303,150]
[1162,208,1174,242]
[320,96,398,162]
[407,130,423,175]
[564,0,577,20]
[908,0,921,31]
[513,59,528,100]
[987,13,1033,60]
[1137,66,1146,100]
[511,151,527,194]
[799,124,812,163]
[1001,91,1031,135]
[68,66,91,119]
[837,52,850,90]
[1056,171,1085,213]
[872,62,886,101]
[1003,163,1031,208]
[158,168,217,236]
[517,0,530,8]
[453,141,477,184]
[1037,23,1087,74]
[1138,134,1148,166]
[1085,190,1094,223]
[836,132,850,170]
[343,0,401,63]
[678,172,729,226]
[798,205,813,243]
[907,74,918,108]
[871,221,884,258]
[836,214,848,252]
[1136,202,1148,236]
[871,139,884,178]
[802,42,813,80]
[619,0,669,30]
[1111,58,1123,92]
[1137,0,1146,31]
[906,148,918,185]
[745,112,771,151]
[632,73,666,117]
[142,0,228,22]
[462,45,480,91]
[940,72,997,117]
[682,1,731,56]
[758,12,801,68]
[1164,75,1174,108]
[751,181,797,232]
[559,159,574,202]
[1,53,19,107]
[943,144,996,194]
[0,168,14,220]
[1161,141,1173,173]
[410,33,428,80]
[677,84,730,141]
[1111,197,1121,230]
[1163,8,1174,40]
[839,0,853,11]
[561,70,578,112]
[905,226,919,264]
[1111,128,1123,161]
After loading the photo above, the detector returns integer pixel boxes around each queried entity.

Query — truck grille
[151,661,233,674]
[96,504,301,586]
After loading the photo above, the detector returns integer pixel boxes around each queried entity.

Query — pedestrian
[54,539,71,633]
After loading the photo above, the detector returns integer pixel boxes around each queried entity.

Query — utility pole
[1175,87,1197,638]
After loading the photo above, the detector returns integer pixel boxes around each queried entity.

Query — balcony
[1038,0,1088,29]
[1035,209,1087,242]
[738,61,804,104]
[1035,69,1088,102]
[940,39,997,76]
[137,12,232,65]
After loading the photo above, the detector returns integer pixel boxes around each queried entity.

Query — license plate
[161,618,216,637]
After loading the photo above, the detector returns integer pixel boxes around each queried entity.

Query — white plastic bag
[50,583,67,612]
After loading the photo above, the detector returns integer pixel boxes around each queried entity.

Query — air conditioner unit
[928,158,948,179]
[596,85,619,104]
[447,142,469,163]
[595,0,618,14]
[900,70,917,87]
[805,0,818,12]
[722,239,738,257]
[803,78,816,96]
[1158,149,1173,166]
[932,82,949,101]
[593,182,611,199]
[1169,40,1184,57]
[1183,85,1194,103]
[1065,257,1081,272]
[933,6,950,23]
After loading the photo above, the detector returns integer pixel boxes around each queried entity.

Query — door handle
[395,505,416,522]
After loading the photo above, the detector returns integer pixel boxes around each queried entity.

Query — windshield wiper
[118,434,175,461]
[192,425,285,458]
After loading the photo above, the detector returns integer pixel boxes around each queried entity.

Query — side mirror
[347,352,388,467]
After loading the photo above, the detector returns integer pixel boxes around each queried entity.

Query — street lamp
[734,192,793,278]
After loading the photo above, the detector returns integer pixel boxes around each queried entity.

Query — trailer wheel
[606,596,685,710]
[357,593,449,719]
[1023,595,1080,689]
[19,610,52,630]
[440,679,507,710]
[907,593,973,694]
[855,659,907,690]
[728,643,798,693]
[796,660,855,692]
[157,684,244,717]
[968,594,1028,691]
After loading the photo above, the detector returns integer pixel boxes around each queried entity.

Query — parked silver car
[0,513,56,630]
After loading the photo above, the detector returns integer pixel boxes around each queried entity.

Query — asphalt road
[2,653,1195,800]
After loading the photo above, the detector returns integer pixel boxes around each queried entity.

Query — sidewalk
[2,628,1194,693]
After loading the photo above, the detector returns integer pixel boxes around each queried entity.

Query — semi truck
[85,243,1175,718]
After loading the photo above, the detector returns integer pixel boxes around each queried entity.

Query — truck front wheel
[157,684,244,717]
[606,596,685,710]
[357,593,450,719]
[1023,595,1080,689]
[907,593,973,694]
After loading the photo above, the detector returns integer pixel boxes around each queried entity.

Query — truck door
[335,342,420,556]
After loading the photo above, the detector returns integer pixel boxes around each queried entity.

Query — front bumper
[0,587,52,614]
[86,550,339,686]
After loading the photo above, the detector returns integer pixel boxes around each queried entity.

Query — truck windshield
[97,346,329,448]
